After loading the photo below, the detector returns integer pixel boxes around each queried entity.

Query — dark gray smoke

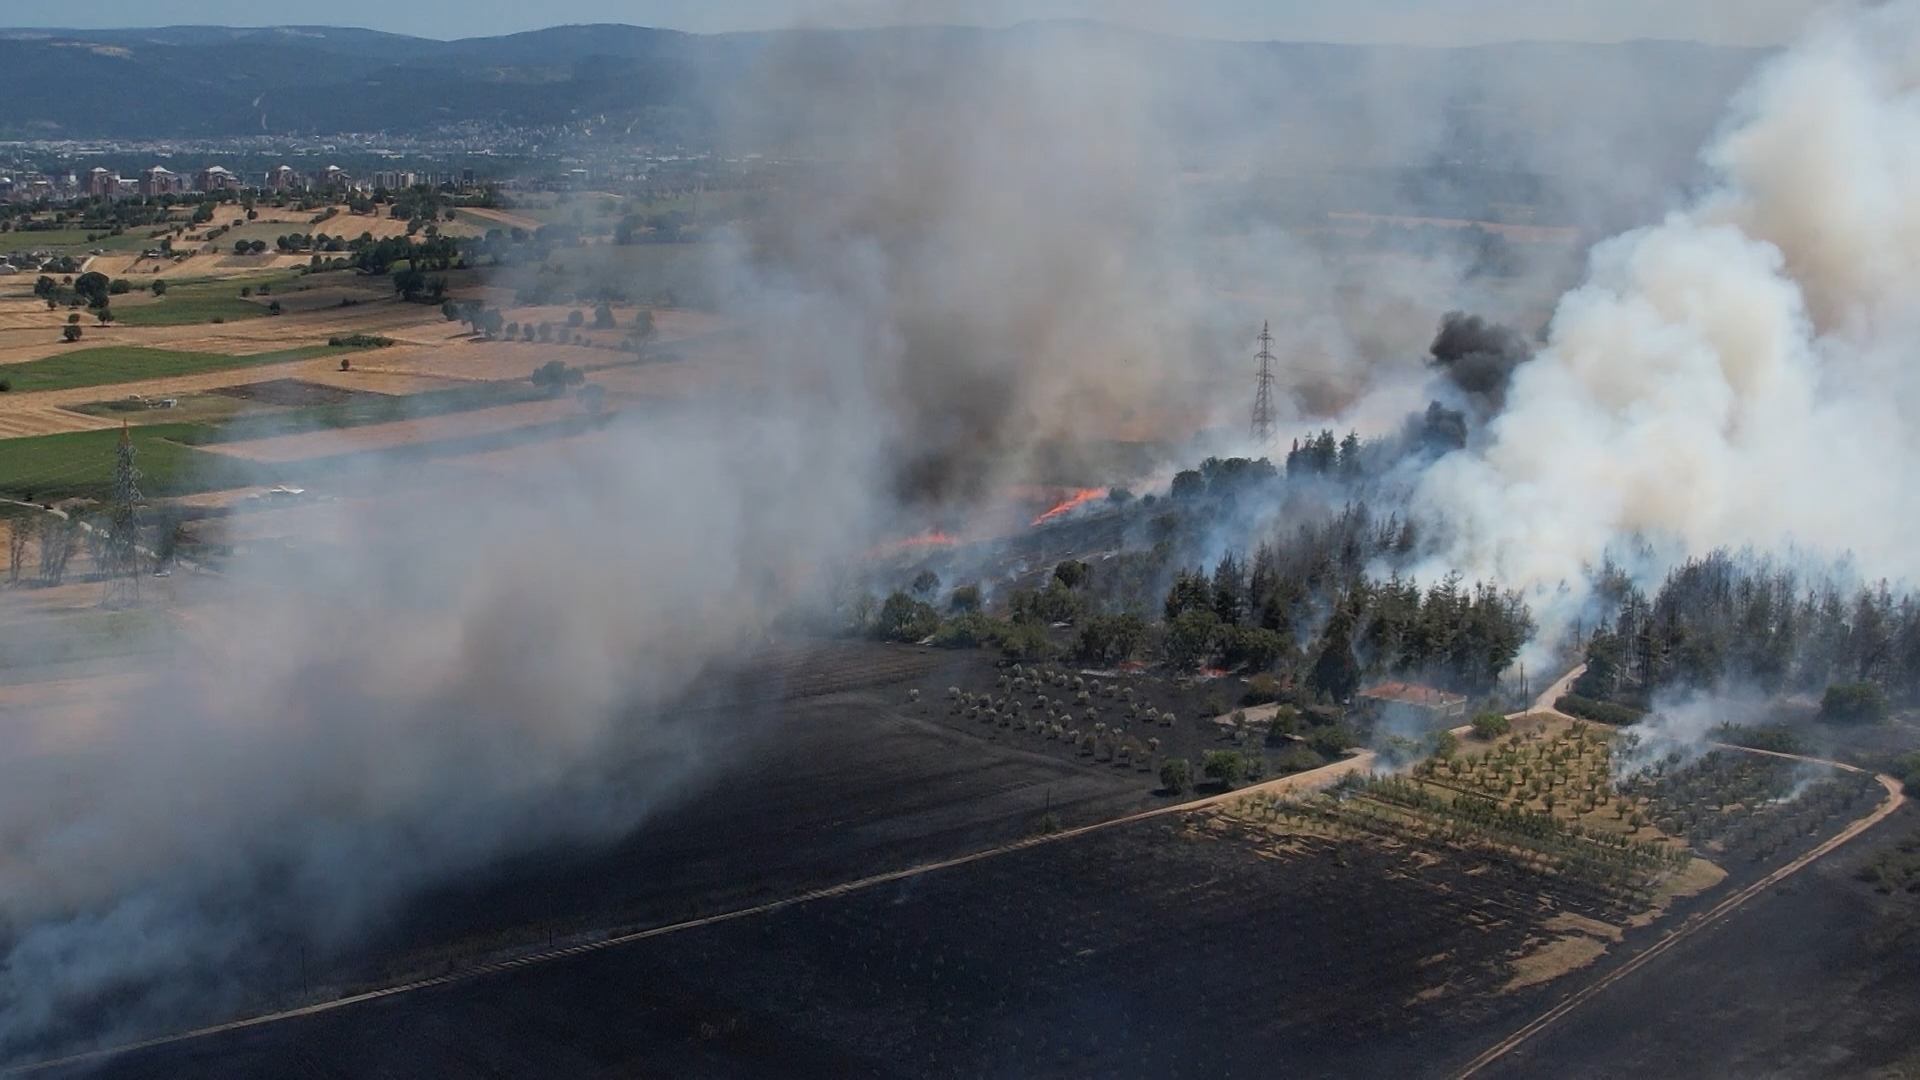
[1426,310,1535,415]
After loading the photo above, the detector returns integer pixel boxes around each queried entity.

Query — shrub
[1241,673,1280,706]
[1821,682,1888,725]
[1431,729,1460,759]
[1074,613,1146,664]
[108,278,131,295]
[1713,723,1804,755]
[1162,608,1220,670]
[931,612,1000,649]
[531,360,586,395]
[948,584,982,614]
[1471,711,1512,740]
[1555,694,1647,726]
[1159,757,1192,795]
[1220,624,1284,671]
[1307,724,1356,757]
[1202,750,1246,788]
[998,620,1054,661]
[151,279,167,296]
[328,334,395,349]
[1052,560,1089,589]
[873,591,940,643]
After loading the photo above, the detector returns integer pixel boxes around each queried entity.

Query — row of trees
[1574,550,1920,709]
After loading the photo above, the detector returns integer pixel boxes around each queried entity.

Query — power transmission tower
[1250,321,1277,445]
[102,422,141,608]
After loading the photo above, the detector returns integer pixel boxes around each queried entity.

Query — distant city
[0,135,747,205]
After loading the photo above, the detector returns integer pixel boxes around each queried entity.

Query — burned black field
[75,815,1606,1079]
[1480,802,1920,1080]
[27,642,1914,1079]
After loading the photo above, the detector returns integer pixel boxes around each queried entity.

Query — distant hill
[0,23,1768,227]
[0,24,1764,140]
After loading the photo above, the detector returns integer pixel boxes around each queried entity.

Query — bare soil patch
[209,379,385,408]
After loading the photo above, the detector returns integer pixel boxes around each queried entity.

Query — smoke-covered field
[6,2,1920,1072]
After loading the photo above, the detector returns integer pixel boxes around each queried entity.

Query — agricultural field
[108,280,283,326]
[1480,801,1920,1079]
[0,344,344,393]
[0,227,150,255]
[0,423,270,501]
[908,660,1364,791]
[51,643,1904,1079]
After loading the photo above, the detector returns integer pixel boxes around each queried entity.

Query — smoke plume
[0,16,1802,1059]
[1415,0,1920,603]
[1426,310,1535,416]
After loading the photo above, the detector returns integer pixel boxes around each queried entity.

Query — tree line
[855,493,1530,702]
[1574,550,1920,715]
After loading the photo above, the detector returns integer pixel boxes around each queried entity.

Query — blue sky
[3,0,1825,46]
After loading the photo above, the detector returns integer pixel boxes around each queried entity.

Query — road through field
[3,711,1384,1076]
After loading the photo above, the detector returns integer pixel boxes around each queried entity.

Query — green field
[107,272,307,327]
[0,345,346,393]
[0,424,270,502]
[183,382,543,444]
[0,228,150,255]
[110,294,272,327]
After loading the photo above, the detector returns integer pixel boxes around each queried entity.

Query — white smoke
[1415,0,1920,604]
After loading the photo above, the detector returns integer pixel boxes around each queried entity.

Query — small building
[1355,682,1468,730]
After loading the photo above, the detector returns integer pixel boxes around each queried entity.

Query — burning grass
[1031,486,1107,526]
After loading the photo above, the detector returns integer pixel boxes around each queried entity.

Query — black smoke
[1427,311,1534,414]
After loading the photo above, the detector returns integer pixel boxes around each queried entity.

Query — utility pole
[1251,321,1277,446]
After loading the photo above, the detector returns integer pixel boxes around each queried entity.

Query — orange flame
[1031,488,1105,527]
[864,531,958,558]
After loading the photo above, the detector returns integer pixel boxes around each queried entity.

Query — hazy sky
[5,0,1828,46]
